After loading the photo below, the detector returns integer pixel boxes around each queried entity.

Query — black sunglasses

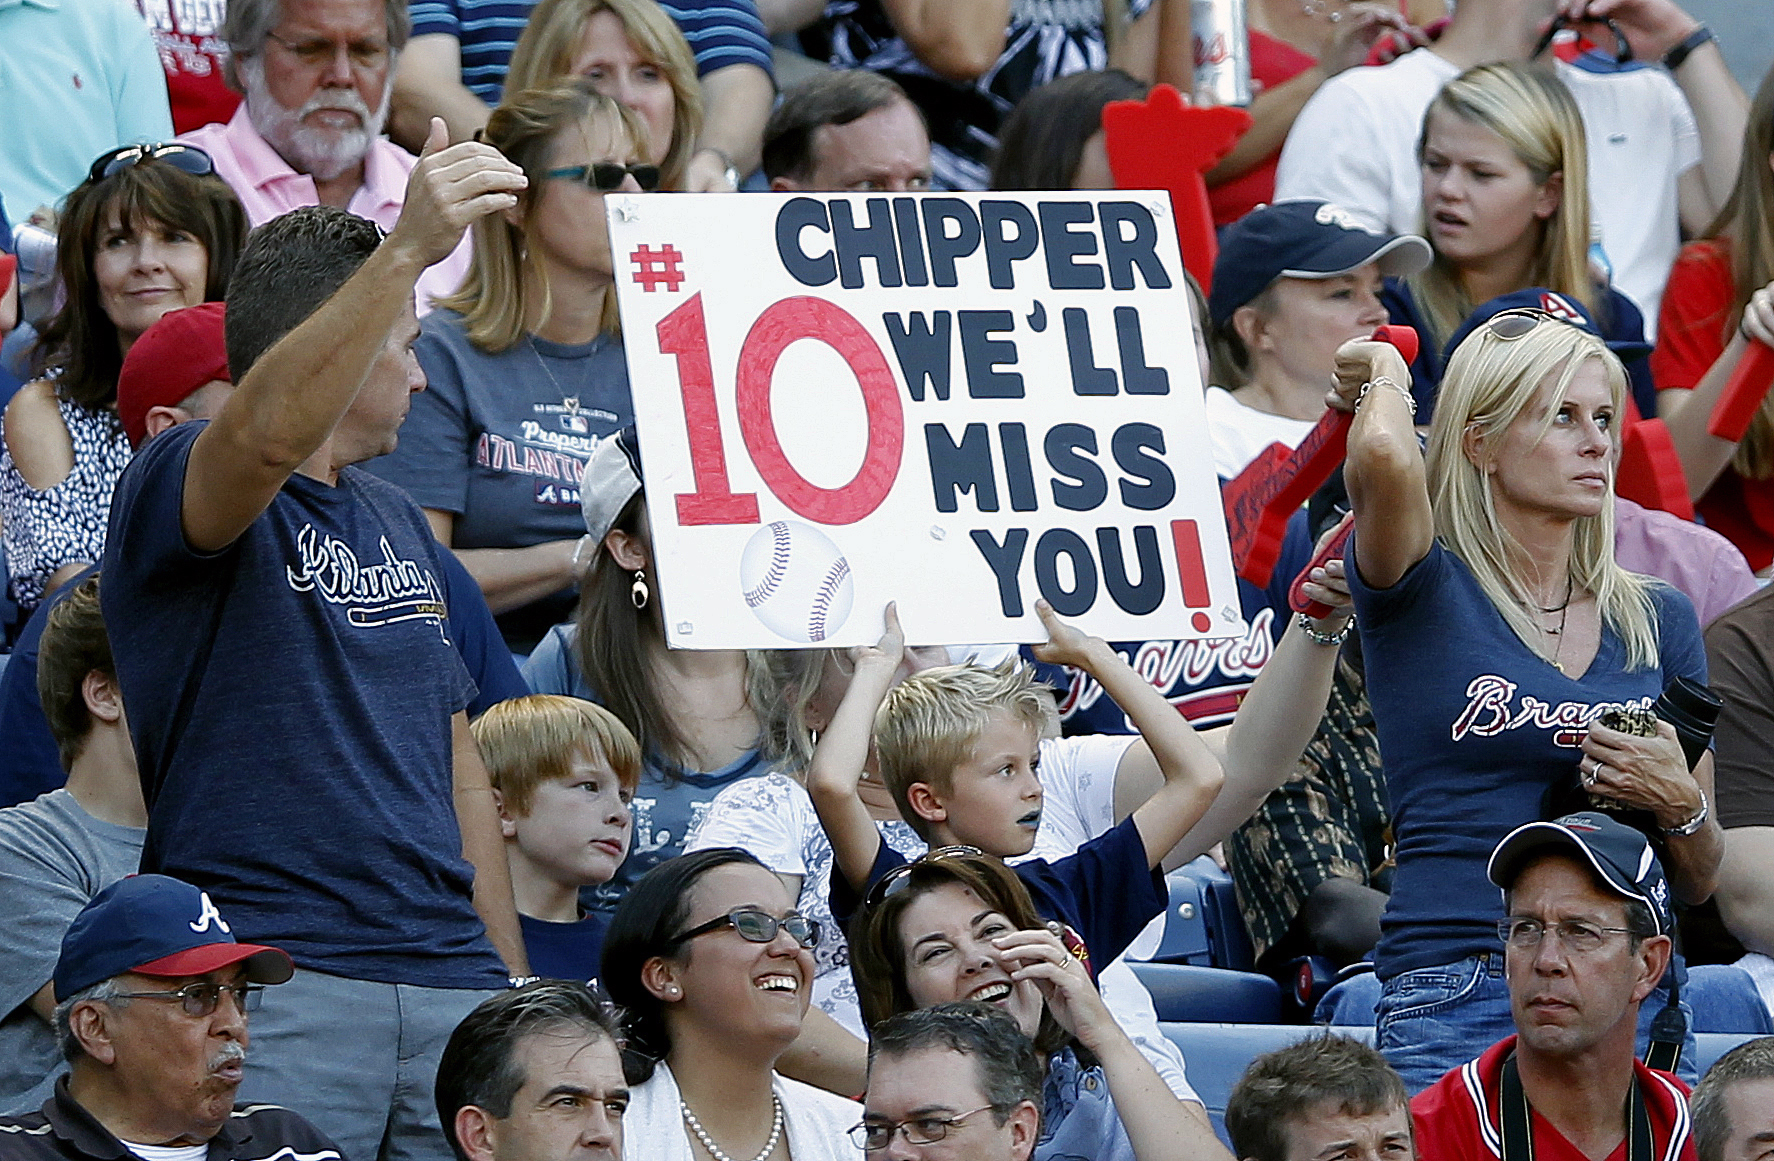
[669,906,821,950]
[88,143,215,185]
[546,162,662,192]
[1532,13,1632,66]
[862,845,987,910]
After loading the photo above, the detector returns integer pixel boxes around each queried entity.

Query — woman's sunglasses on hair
[1482,308,1560,342]
[863,845,987,909]
[88,143,215,184]
[669,905,821,949]
[546,163,662,192]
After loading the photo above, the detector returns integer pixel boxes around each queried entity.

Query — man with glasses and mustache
[1413,813,1698,1160]
[177,0,469,311]
[0,875,339,1161]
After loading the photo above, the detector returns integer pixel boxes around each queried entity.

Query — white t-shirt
[122,1144,208,1161]
[1022,734,1200,1104]
[626,1062,863,1161]
[1203,386,1320,480]
[1273,48,1699,330]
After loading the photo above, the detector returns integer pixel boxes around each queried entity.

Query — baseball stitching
[743,521,793,608]
[807,557,851,642]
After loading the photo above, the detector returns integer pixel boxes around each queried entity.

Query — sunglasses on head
[1481,308,1561,342]
[1532,13,1632,65]
[863,845,988,910]
[669,905,821,950]
[88,143,215,185]
[546,162,661,192]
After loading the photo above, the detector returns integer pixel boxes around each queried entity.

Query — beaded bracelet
[1296,611,1353,646]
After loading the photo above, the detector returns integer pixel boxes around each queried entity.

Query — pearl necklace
[681,1094,783,1161]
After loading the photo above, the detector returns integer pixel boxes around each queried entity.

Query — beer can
[1192,0,1251,106]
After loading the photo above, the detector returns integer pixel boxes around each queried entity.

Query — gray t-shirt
[0,789,144,1114]
[369,310,633,551]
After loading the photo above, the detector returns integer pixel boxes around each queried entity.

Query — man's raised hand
[389,118,527,269]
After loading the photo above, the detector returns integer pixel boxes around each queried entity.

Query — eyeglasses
[863,846,987,909]
[1532,13,1632,65]
[546,163,662,193]
[265,30,390,71]
[87,143,215,185]
[669,906,821,950]
[1498,917,1636,955]
[850,1105,1002,1150]
[108,981,265,1018]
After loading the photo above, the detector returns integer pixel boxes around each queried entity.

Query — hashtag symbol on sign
[630,244,686,292]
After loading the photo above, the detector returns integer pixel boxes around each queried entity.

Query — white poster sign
[606,191,1241,649]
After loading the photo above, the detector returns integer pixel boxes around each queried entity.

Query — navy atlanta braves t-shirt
[1349,539,1704,980]
[101,421,505,988]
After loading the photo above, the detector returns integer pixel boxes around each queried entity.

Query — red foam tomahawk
[1101,85,1251,294]
[1708,340,1774,443]
[1224,326,1419,588]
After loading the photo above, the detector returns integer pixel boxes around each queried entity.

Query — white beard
[241,55,394,182]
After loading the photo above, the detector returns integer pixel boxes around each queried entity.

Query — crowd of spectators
[2,0,1774,1158]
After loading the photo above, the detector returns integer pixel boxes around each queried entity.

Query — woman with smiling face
[1334,316,1718,1091]
[505,0,704,191]
[849,850,1232,1161]
[0,145,245,616]
[370,81,649,652]
[1384,62,1655,419]
[601,848,865,1161]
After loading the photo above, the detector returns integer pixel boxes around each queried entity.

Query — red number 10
[658,293,905,527]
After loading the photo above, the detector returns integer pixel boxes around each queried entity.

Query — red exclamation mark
[1170,520,1213,633]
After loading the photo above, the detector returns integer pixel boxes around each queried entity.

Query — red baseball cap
[117,301,230,448]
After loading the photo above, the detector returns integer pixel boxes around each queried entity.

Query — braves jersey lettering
[285,527,447,632]
[1450,674,1652,747]
[1058,608,1275,728]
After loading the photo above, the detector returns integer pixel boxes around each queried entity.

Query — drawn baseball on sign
[739,520,855,643]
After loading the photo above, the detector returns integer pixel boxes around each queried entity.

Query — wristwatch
[1662,24,1715,71]
[1662,793,1710,837]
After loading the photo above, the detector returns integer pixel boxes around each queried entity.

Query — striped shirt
[408,0,772,105]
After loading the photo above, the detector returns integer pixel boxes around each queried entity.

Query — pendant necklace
[1531,574,1574,673]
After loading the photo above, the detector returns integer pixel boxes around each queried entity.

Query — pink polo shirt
[179,106,472,313]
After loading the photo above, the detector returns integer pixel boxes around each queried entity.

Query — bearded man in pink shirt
[179,0,468,311]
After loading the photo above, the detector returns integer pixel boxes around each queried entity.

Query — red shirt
[1208,29,1316,226]
[134,0,240,135]
[1651,239,1774,570]
[1412,1037,1696,1161]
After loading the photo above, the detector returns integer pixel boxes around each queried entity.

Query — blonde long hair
[504,0,702,191]
[1408,63,1601,357]
[1701,62,1774,479]
[440,81,644,352]
[1427,320,1662,670]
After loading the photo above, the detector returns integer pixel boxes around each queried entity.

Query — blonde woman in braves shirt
[1333,309,1718,1093]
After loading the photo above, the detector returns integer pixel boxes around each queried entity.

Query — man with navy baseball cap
[1413,814,1697,1161]
[0,875,339,1161]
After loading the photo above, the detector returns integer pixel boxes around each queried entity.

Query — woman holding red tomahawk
[1334,313,1718,1091]
[1652,62,1774,572]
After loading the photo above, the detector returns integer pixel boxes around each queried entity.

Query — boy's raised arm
[1031,601,1224,868]
[807,604,904,893]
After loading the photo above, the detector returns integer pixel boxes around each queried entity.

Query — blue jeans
[1373,954,1697,1094]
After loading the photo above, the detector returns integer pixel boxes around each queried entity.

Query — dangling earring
[631,568,650,609]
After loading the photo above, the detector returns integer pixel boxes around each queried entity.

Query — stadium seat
[1130,961,1282,1024]
[1158,857,1258,970]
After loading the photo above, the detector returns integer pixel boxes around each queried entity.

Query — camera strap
[1499,1050,1653,1161]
